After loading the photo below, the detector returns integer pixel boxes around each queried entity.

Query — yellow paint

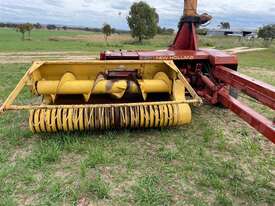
[1,60,202,133]
[36,73,171,102]
[29,103,191,133]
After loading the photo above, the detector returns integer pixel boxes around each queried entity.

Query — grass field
[1,28,273,53]
[0,28,274,206]
[0,28,173,53]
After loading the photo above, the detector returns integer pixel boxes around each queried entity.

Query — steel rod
[5,99,200,111]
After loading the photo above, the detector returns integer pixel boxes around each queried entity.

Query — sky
[0,0,275,30]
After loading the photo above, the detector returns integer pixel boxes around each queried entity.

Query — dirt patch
[224,47,267,54]
[17,194,36,206]
[77,197,90,206]
[240,67,275,74]
[49,34,132,43]
[9,145,32,162]
[53,153,84,179]
[0,51,97,64]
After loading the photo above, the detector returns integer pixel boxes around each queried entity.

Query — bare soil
[224,47,267,54]
[0,51,97,63]
[48,34,132,42]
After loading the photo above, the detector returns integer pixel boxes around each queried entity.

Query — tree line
[0,22,128,33]
[4,1,273,44]
[0,2,173,43]
[0,1,175,42]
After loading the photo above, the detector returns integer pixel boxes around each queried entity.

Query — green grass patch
[87,175,110,199]
[200,36,273,49]
[26,140,62,169]
[238,49,275,70]
[214,193,233,206]
[158,146,178,161]
[0,28,173,52]
[133,175,171,206]
[83,147,109,168]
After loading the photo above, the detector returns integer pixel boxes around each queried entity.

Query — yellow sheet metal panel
[1,59,201,112]
[32,61,173,81]
[3,60,202,134]
[173,80,186,101]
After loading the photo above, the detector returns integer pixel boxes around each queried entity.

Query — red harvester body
[100,0,275,143]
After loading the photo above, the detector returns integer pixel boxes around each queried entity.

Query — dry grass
[49,33,133,43]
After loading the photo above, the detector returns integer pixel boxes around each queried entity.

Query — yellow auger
[0,60,202,133]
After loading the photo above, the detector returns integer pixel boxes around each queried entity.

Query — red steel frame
[100,5,275,143]
[218,88,275,143]
[213,66,275,111]
[203,66,275,143]
[170,23,198,51]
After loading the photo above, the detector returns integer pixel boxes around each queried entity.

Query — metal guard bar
[5,99,200,111]
[213,66,275,110]
[218,88,275,143]
[213,66,275,143]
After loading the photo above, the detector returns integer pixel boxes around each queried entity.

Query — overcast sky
[1,0,275,29]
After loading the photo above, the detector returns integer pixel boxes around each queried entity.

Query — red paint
[170,23,198,50]
[99,19,275,143]
[214,66,275,110]
[218,88,275,143]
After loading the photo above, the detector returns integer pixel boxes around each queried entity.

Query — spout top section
[184,0,198,17]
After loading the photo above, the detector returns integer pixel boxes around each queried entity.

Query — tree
[47,24,57,30]
[25,23,33,40]
[16,23,33,40]
[34,23,42,29]
[157,26,174,35]
[102,24,112,42]
[197,28,208,35]
[111,28,116,34]
[127,1,159,42]
[219,22,230,30]
[258,24,275,42]
[16,24,27,40]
